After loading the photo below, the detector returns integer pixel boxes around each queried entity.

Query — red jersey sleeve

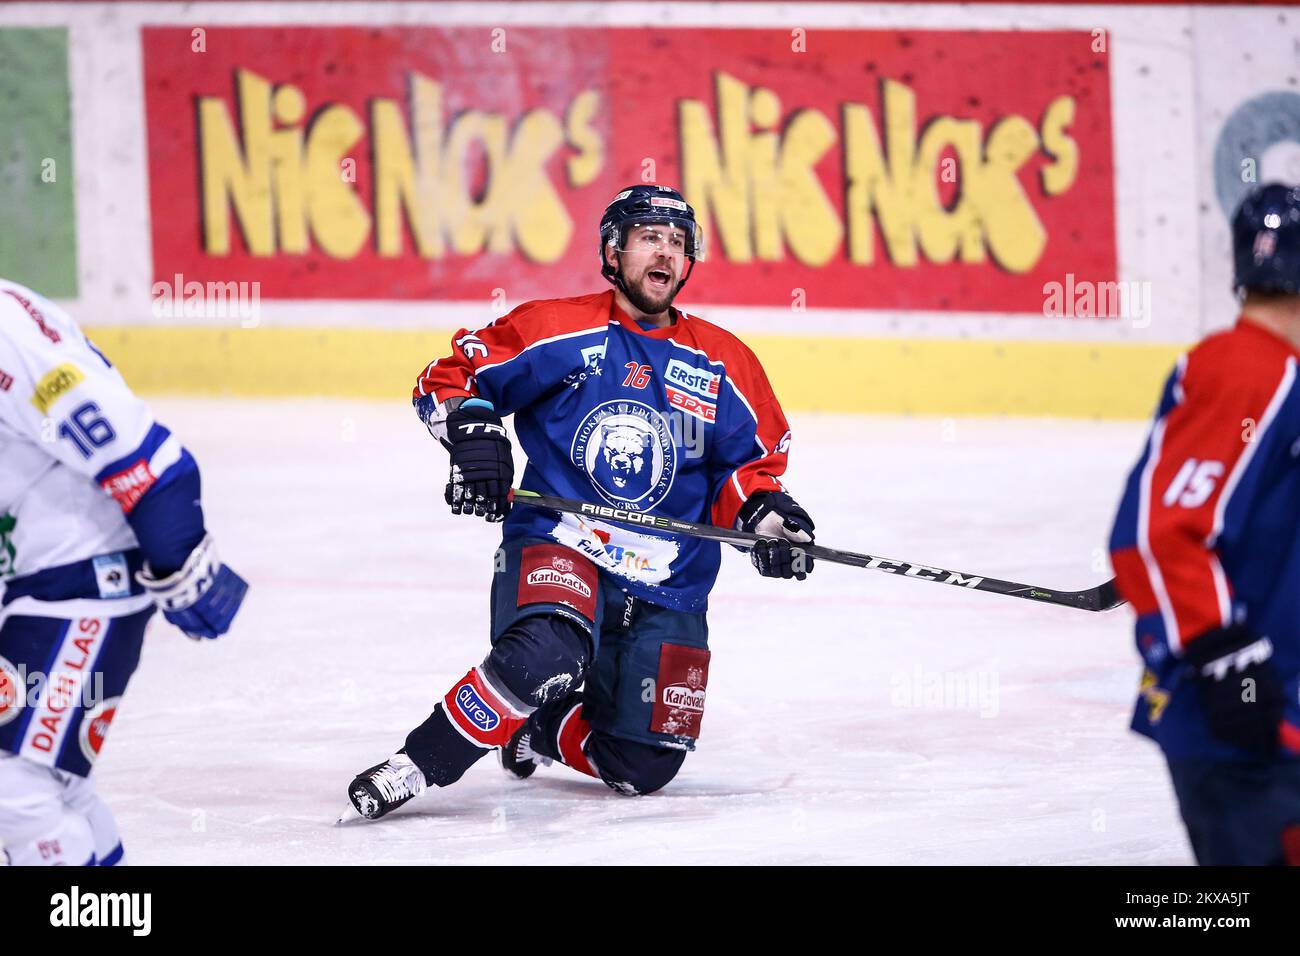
[709,339,793,529]
[1112,340,1297,650]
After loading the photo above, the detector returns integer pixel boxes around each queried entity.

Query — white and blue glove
[136,534,248,640]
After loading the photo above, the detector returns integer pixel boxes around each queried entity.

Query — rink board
[84,325,1184,418]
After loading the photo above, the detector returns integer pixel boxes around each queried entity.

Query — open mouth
[646,269,672,289]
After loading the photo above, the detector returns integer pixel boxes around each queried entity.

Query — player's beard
[620,265,679,317]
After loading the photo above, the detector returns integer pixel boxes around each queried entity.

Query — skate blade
[335,802,366,826]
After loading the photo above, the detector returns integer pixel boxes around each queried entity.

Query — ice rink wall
[0,2,1296,417]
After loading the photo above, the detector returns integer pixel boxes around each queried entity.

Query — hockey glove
[443,399,513,522]
[136,534,249,641]
[738,491,815,580]
[1183,624,1285,754]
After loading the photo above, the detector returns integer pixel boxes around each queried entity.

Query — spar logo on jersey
[79,696,122,763]
[455,684,500,733]
[571,400,677,509]
[0,654,24,727]
[664,359,719,423]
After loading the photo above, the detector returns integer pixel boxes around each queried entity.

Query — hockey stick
[510,489,1124,613]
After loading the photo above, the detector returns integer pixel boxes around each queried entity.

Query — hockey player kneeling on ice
[0,279,247,865]
[346,185,814,819]
[1109,183,1300,866]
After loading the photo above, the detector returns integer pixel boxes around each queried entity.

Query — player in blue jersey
[345,185,815,818]
[1109,183,1300,865]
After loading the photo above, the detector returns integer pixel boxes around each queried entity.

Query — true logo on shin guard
[455,684,500,733]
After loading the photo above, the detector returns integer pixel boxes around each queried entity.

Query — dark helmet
[1233,182,1300,296]
[598,184,704,291]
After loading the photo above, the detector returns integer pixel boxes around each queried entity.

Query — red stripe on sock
[442,667,526,749]
[557,704,597,778]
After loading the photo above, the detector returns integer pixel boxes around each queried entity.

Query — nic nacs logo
[570,401,677,509]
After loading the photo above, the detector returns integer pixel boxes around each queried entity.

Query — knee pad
[587,734,686,796]
[486,614,590,709]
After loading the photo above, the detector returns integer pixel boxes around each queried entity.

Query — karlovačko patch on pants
[489,538,710,752]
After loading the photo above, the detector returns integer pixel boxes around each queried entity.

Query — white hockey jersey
[0,279,181,614]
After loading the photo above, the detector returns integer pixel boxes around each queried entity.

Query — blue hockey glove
[136,534,248,640]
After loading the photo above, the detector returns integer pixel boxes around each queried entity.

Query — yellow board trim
[83,326,1185,419]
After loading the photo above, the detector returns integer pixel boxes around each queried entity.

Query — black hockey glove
[738,491,815,581]
[1182,624,1285,754]
[442,399,513,522]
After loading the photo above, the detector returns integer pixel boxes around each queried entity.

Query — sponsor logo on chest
[664,359,720,399]
[664,359,719,423]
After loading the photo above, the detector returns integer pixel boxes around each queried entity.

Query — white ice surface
[88,400,1190,865]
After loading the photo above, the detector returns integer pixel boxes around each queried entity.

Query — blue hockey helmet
[1233,182,1300,296]
[599,184,704,290]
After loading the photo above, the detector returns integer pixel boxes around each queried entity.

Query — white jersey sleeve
[0,280,181,511]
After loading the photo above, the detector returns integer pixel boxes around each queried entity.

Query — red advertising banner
[143,26,1115,312]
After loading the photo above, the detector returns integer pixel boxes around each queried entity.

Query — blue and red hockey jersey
[414,290,794,613]
[1109,317,1300,760]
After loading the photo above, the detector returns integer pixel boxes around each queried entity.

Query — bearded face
[607,224,688,316]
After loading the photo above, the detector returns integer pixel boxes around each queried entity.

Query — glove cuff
[136,533,221,612]
[1182,624,1274,680]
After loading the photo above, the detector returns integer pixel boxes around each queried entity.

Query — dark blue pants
[1167,757,1300,865]
[405,539,709,795]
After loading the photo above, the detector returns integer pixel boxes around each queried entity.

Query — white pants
[0,753,125,866]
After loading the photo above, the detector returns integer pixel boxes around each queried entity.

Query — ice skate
[342,751,427,822]
[500,720,553,780]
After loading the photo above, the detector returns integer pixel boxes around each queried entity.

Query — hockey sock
[405,665,531,787]
[529,695,598,778]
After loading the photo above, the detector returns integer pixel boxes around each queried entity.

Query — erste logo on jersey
[664,359,720,423]
[571,400,677,510]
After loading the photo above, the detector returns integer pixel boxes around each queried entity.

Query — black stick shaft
[510,489,1124,613]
